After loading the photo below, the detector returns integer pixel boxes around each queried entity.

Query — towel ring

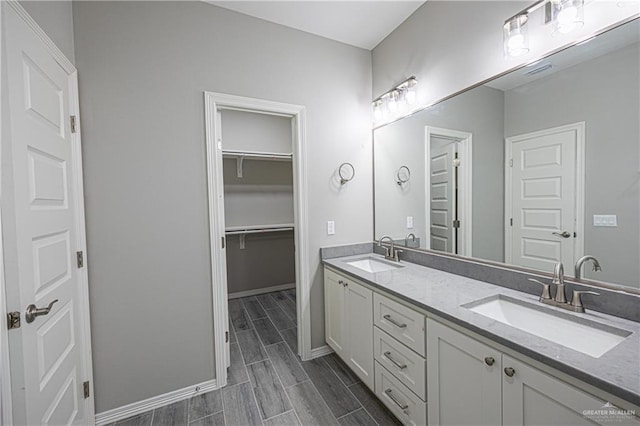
[396,166,411,185]
[339,162,355,185]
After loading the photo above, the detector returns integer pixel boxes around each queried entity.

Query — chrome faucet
[552,262,566,303]
[405,233,416,246]
[378,235,402,262]
[574,255,602,281]
[528,261,599,313]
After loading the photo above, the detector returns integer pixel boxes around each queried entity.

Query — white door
[427,319,502,426]
[4,5,94,425]
[430,138,457,253]
[323,269,345,358]
[344,279,373,389]
[502,356,638,425]
[506,123,584,273]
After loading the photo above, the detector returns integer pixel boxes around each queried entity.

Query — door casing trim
[204,91,310,388]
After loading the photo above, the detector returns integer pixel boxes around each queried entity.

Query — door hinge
[83,381,90,399]
[70,115,77,134]
[225,331,229,343]
[509,158,513,167]
[221,237,225,249]
[7,312,20,329]
[76,251,84,268]
[453,220,460,228]
[510,218,513,226]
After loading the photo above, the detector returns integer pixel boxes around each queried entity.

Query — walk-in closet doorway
[204,93,310,387]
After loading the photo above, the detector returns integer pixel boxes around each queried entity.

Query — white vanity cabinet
[428,318,640,426]
[323,268,374,389]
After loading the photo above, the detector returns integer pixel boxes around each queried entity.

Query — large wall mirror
[374,18,639,290]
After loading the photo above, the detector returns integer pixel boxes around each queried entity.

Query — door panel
[508,126,578,272]
[323,269,345,357]
[430,138,457,253]
[345,280,373,389]
[5,5,92,424]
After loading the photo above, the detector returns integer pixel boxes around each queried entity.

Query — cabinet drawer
[375,362,427,426]
[373,293,426,356]
[374,327,426,400]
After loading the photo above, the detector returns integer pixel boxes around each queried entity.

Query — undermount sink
[346,256,404,273]
[463,295,631,358]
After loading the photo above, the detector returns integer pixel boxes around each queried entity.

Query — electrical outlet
[593,215,617,227]
[407,216,414,229]
[327,221,335,235]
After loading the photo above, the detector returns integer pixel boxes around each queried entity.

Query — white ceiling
[206,1,426,50]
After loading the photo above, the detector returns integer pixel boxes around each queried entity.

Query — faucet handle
[394,249,403,261]
[528,278,552,300]
[570,290,600,309]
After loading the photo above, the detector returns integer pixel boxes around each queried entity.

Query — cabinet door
[345,279,374,389]
[502,355,640,426]
[427,319,502,426]
[324,269,345,357]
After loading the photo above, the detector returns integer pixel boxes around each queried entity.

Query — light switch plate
[593,215,617,227]
[327,220,335,235]
[407,216,414,229]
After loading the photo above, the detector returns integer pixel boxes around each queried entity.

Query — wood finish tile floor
[110,289,400,426]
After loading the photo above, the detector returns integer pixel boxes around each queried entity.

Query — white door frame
[424,126,473,257]
[504,122,585,268]
[204,92,310,386]
[0,2,95,424]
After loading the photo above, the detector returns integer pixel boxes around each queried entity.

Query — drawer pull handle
[384,389,409,410]
[504,367,516,377]
[383,314,407,328]
[384,351,407,370]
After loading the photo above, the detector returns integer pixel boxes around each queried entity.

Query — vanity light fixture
[371,76,418,121]
[503,0,587,58]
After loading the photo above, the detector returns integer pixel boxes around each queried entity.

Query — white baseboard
[94,379,219,425]
[228,283,295,299]
[310,345,333,359]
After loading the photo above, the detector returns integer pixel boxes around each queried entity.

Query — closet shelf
[225,223,295,235]
[222,149,292,178]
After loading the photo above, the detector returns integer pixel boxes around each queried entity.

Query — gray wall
[374,86,505,262]
[504,44,640,287]
[72,1,372,413]
[19,1,75,64]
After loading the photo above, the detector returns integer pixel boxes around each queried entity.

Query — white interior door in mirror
[4,5,93,425]
[506,123,585,274]
[430,138,457,253]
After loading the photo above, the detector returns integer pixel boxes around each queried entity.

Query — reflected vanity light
[372,76,418,122]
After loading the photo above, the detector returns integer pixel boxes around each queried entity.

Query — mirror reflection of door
[425,126,472,256]
[505,122,585,275]
[430,138,458,253]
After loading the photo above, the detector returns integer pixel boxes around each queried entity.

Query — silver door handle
[25,299,58,323]
[384,351,407,370]
[552,231,571,238]
[383,314,407,328]
[384,389,409,410]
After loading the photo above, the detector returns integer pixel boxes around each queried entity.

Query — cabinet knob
[504,367,516,377]
[338,280,344,286]
[484,357,495,366]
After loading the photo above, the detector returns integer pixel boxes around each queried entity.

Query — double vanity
[322,247,640,425]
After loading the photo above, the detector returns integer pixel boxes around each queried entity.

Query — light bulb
[405,89,416,105]
[504,14,529,58]
[373,102,382,121]
[387,90,399,113]
[553,0,584,35]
